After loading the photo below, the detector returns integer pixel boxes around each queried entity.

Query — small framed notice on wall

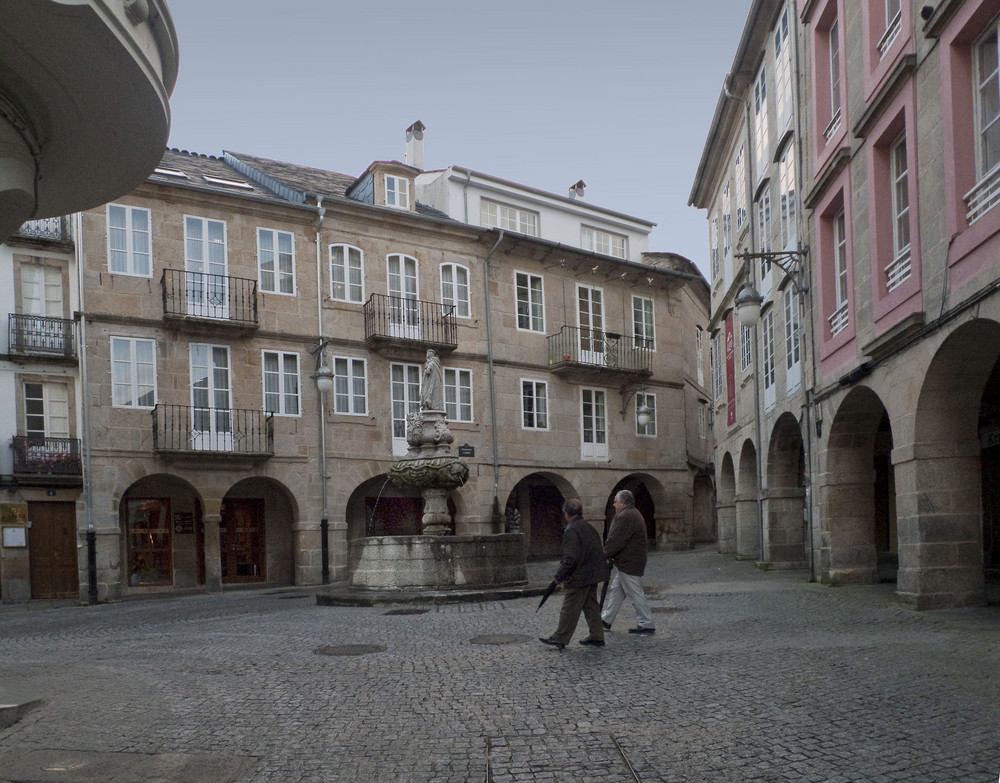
[2,527,27,548]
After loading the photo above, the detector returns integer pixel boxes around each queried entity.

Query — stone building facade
[692,0,1000,608]
[1,131,713,601]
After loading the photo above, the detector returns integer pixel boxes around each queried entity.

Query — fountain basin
[349,534,526,590]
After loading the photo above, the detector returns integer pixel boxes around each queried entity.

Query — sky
[164,1,752,278]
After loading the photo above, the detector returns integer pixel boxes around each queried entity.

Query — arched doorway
[692,470,716,544]
[221,478,296,585]
[345,476,455,540]
[605,476,663,547]
[765,413,808,568]
[717,453,736,554]
[736,440,760,560]
[820,387,891,585]
[506,473,576,559]
[120,474,203,589]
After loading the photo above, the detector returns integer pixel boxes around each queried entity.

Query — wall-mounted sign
[2,527,27,548]
[173,512,194,534]
[458,444,475,458]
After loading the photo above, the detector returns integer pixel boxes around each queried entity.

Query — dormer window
[386,175,409,209]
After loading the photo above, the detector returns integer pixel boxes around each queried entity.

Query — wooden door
[28,502,78,599]
[221,499,265,583]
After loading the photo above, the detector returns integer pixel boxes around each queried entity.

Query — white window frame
[698,403,707,440]
[521,379,549,430]
[774,10,792,131]
[632,295,655,351]
[21,264,63,317]
[111,336,156,408]
[635,391,656,437]
[761,310,776,410]
[581,226,627,259]
[580,387,608,461]
[444,367,473,422]
[722,184,733,263]
[695,327,705,387]
[712,333,724,401]
[779,146,797,251]
[783,288,801,392]
[879,0,902,57]
[262,350,300,417]
[753,65,770,177]
[332,356,368,416]
[257,227,295,296]
[710,217,720,282]
[740,323,753,373]
[184,216,229,319]
[390,362,421,457]
[24,381,70,438]
[107,204,152,277]
[481,199,539,236]
[440,263,471,319]
[735,146,748,231]
[968,21,1000,223]
[189,343,233,450]
[826,17,843,140]
[830,209,850,337]
[385,175,409,209]
[888,133,912,291]
[330,244,364,304]
[515,271,545,333]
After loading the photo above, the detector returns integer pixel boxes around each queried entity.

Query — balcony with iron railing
[9,217,72,244]
[363,293,458,357]
[161,269,259,332]
[7,314,77,362]
[547,326,653,384]
[152,404,273,461]
[11,436,83,483]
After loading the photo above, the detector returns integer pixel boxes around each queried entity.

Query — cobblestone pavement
[1,547,999,782]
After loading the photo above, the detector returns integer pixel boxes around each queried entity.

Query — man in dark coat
[540,498,610,649]
[601,489,655,634]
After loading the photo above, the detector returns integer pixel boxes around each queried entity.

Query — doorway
[28,501,78,599]
[220,498,265,583]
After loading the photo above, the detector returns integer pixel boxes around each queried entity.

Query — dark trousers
[552,583,604,644]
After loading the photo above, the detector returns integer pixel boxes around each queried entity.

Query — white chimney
[569,180,586,200]
[405,121,426,170]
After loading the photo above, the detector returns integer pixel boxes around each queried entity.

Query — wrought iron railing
[547,326,652,373]
[363,293,458,348]
[152,404,273,456]
[160,269,259,326]
[8,314,76,358]
[11,436,82,475]
[14,217,71,241]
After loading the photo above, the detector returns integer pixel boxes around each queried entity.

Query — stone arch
[605,474,666,545]
[903,319,1000,607]
[692,471,716,545]
[344,475,460,541]
[820,386,889,585]
[222,477,297,586]
[505,472,579,559]
[764,412,807,568]
[717,452,737,554]
[736,439,760,559]
[119,473,204,590]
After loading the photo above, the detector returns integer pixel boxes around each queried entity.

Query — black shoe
[602,620,612,630]
[579,638,605,647]
[539,636,565,649]
[628,627,655,634]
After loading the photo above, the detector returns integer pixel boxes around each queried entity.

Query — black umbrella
[535,580,558,612]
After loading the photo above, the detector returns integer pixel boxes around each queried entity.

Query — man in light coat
[601,489,655,634]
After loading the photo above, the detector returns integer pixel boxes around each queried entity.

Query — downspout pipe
[482,230,505,527]
[75,211,97,604]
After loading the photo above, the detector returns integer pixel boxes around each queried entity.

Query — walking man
[539,498,610,650]
[601,489,655,634]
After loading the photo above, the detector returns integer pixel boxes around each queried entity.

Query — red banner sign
[725,314,736,426]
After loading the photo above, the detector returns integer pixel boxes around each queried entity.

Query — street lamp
[734,249,809,327]
[311,342,333,584]
[637,403,652,427]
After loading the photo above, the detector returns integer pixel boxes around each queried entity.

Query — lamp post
[312,347,333,585]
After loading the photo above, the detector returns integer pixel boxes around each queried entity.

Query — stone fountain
[348,350,526,591]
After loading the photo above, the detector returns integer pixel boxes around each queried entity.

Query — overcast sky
[164,1,751,277]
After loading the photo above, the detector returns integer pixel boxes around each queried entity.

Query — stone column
[762,487,808,568]
[734,493,760,560]
[203,514,222,592]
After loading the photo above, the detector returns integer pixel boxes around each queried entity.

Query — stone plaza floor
[1,546,998,782]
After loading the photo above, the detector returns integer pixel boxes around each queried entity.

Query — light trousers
[552,583,604,644]
[600,567,654,630]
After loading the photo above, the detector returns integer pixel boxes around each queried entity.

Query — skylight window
[154,167,187,178]
[202,175,253,190]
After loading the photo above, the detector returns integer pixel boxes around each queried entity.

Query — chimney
[569,180,586,200]
[405,121,426,171]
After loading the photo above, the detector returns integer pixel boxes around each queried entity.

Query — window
[761,310,775,410]
[515,272,544,332]
[184,217,228,319]
[740,324,753,373]
[698,403,707,439]
[387,254,420,340]
[784,288,801,391]
[887,134,912,291]
[521,380,548,430]
[695,327,705,387]
[735,147,748,230]
[831,209,850,336]
[879,0,902,56]
[580,388,608,460]
[440,263,471,318]
[444,368,472,422]
[390,363,421,456]
[757,189,773,255]
[386,175,409,209]
[632,296,655,350]
[712,333,724,401]
[721,184,733,263]
[779,146,797,250]
[481,199,538,236]
[108,204,151,276]
[190,344,232,449]
[21,264,63,317]
[828,19,842,136]
[581,226,626,259]
[753,66,770,176]
[774,10,793,131]
[333,356,367,415]
[257,228,295,295]
[24,381,69,438]
[971,22,1000,222]
[710,217,720,282]
[636,392,656,437]
[330,244,364,303]
[111,337,156,408]
[262,351,300,416]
